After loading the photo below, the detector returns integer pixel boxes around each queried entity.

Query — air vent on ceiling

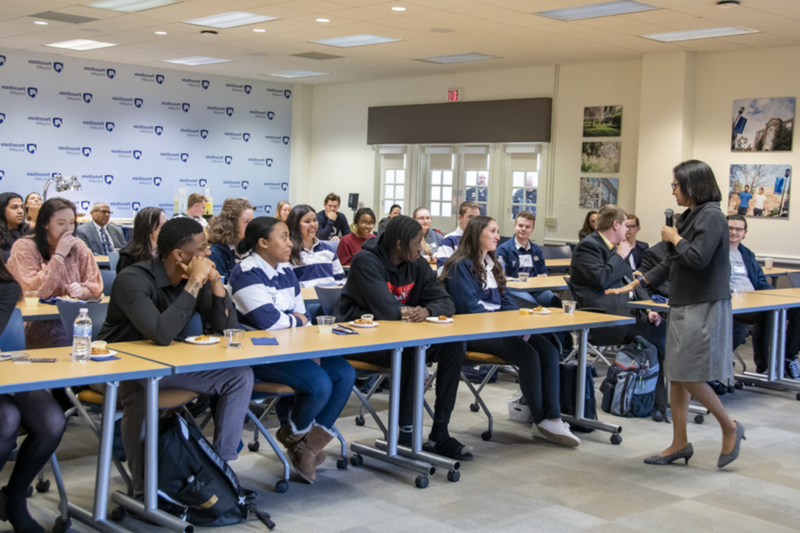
[30,11,99,24]
[291,52,343,60]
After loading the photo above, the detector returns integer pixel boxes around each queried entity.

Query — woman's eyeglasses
[671,183,678,191]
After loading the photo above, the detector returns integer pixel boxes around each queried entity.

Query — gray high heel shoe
[644,443,693,465]
[718,420,745,469]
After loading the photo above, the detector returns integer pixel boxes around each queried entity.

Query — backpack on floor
[559,361,598,433]
[600,336,659,418]
[157,412,275,529]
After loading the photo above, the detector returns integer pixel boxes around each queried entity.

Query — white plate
[521,308,552,315]
[349,321,378,328]
[425,317,454,324]
[185,336,222,345]
[90,349,118,357]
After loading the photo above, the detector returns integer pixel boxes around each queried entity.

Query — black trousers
[734,308,800,373]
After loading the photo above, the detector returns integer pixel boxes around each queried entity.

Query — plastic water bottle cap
[80,308,88,313]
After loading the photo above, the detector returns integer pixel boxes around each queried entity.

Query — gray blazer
[75,222,126,255]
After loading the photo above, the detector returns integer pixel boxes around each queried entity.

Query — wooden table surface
[507,275,568,292]
[762,288,800,298]
[110,309,634,374]
[545,258,571,268]
[18,296,112,321]
[95,255,109,265]
[761,266,800,277]
[630,291,800,313]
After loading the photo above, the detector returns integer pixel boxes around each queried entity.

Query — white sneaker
[533,419,581,448]
[787,359,800,380]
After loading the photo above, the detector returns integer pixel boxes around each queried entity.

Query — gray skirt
[665,299,733,382]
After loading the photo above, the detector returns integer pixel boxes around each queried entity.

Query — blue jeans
[509,290,562,308]
[252,357,356,431]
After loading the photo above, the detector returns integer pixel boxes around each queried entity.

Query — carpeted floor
[4,339,800,533]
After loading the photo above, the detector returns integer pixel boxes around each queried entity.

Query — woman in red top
[336,207,376,266]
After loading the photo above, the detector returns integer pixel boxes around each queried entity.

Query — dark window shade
[367,98,552,145]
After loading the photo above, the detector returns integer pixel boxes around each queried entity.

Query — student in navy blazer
[207,198,254,281]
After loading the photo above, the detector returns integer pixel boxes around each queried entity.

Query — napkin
[251,337,279,346]
[90,355,121,362]
[333,328,358,335]
[651,295,669,304]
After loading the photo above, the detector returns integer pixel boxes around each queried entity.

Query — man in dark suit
[570,204,667,418]
[639,241,669,298]
[75,202,126,255]
[624,214,649,270]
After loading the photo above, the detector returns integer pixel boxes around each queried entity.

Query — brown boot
[291,426,335,484]
[277,425,325,467]
[275,427,313,482]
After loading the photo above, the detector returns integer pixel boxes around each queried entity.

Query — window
[510,153,539,219]
[429,169,453,217]
[383,169,405,214]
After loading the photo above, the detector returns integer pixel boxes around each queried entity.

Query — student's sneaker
[533,420,581,448]
[786,358,800,380]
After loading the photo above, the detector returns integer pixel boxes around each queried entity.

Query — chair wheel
[481,430,492,441]
[796,392,800,401]
[111,506,126,521]
[610,434,622,445]
[36,479,50,493]
[336,458,348,470]
[415,475,429,489]
[248,440,260,452]
[727,386,735,394]
[355,416,365,426]
[694,415,705,424]
[26,486,33,498]
[446,470,460,482]
[275,480,288,494]
[53,517,71,533]
[350,453,363,467]
[735,381,744,389]
[469,403,480,412]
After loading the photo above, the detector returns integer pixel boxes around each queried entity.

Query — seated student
[624,214,649,270]
[337,207,376,266]
[434,201,481,271]
[287,205,345,287]
[496,210,561,308]
[441,216,580,447]
[578,210,597,241]
[275,200,292,222]
[117,207,167,274]
[413,207,443,260]
[0,193,31,262]
[175,193,209,228]
[639,241,669,298]
[570,204,668,420]
[230,217,355,483]
[377,204,401,237]
[23,192,42,230]
[8,198,102,349]
[75,202,127,256]
[0,256,66,533]
[315,193,350,241]
[97,218,253,497]
[207,199,254,280]
[337,216,471,460]
[727,214,800,378]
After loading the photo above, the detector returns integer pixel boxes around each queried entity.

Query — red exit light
[447,89,460,102]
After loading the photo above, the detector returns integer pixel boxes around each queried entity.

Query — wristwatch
[634,274,648,288]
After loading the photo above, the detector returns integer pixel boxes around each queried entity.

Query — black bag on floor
[462,364,499,384]
[158,413,275,529]
[559,361,598,433]
[599,335,659,418]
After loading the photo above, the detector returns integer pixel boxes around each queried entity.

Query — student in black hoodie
[337,216,471,461]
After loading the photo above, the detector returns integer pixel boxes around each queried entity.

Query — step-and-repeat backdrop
[0,48,291,217]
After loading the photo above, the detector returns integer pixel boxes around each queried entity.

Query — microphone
[665,209,674,253]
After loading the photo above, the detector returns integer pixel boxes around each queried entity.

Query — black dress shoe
[644,444,693,465]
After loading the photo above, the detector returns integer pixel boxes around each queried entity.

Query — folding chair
[100,270,116,297]
[108,251,120,273]
[460,351,509,442]
[562,277,613,367]
[541,245,572,274]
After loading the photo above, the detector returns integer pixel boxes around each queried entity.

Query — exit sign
[447,89,461,102]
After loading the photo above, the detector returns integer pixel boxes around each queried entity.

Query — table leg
[69,381,130,533]
[735,308,800,393]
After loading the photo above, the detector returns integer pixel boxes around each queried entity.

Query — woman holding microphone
[608,160,744,468]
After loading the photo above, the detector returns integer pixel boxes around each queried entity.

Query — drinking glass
[318,316,335,333]
[224,329,244,348]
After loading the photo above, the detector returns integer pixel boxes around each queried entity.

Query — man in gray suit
[75,202,126,255]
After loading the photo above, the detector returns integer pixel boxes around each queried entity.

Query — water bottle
[72,309,92,363]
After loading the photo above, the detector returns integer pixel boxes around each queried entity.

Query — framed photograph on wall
[583,106,622,137]
[728,164,791,218]
[731,97,795,152]
[581,141,620,173]
[580,177,619,209]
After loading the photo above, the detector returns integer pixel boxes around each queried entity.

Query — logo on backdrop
[27,87,37,98]
[266,158,273,167]
[27,144,36,154]
[0,56,6,66]
[82,147,91,157]
[107,69,116,79]
[132,202,141,212]
[133,150,142,160]
[285,90,291,99]
[182,103,190,112]
[283,136,290,145]
[53,117,62,128]
[83,93,92,103]
[243,133,250,142]
[245,85,252,94]
[0,113,5,124]
[0,171,4,181]
[264,205,272,214]
[241,181,249,190]
[199,179,207,187]
[281,182,289,191]
[200,129,208,139]
[180,153,189,162]
[268,111,275,120]
[153,177,162,187]
[202,80,209,90]
[155,126,163,135]
[226,107,234,117]
[225,156,232,165]
[54,62,63,73]
[135,98,143,108]
[104,175,114,185]
[156,74,164,84]
[81,201,90,211]
[106,122,115,132]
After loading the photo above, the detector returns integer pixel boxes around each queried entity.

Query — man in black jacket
[337,216,471,460]
[639,241,669,298]
[570,205,668,417]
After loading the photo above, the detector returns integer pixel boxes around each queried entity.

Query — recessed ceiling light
[391,6,406,11]
[429,28,455,33]
[312,34,401,48]
[46,39,118,50]
[33,20,48,25]
[163,56,232,66]
[154,30,167,35]
[253,28,266,32]
[184,11,278,29]
[416,52,499,64]
[641,26,758,42]
[536,0,658,21]
[316,18,330,22]
[267,70,328,78]
[88,0,176,13]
